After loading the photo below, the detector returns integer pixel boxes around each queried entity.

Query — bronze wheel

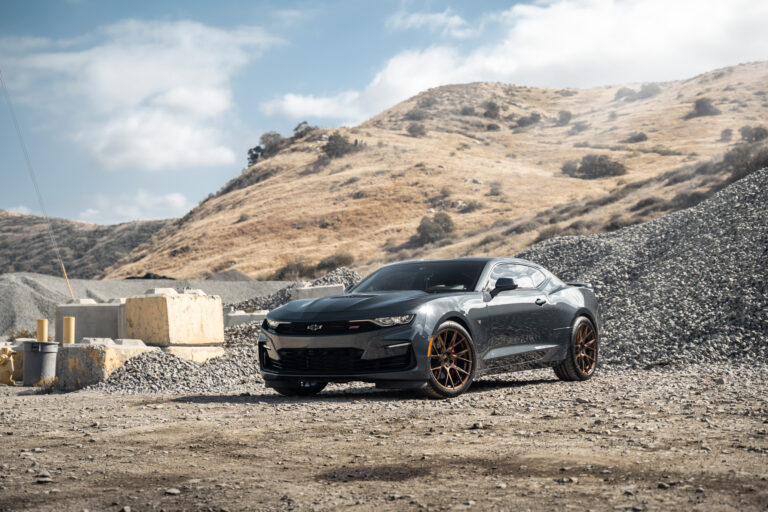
[422,321,475,398]
[574,322,597,375]
[553,316,598,382]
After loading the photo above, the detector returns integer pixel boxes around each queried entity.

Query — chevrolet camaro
[258,258,600,398]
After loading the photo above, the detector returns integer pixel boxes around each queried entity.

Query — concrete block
[10,340,29,382]
[56,338,159,391]
[125,292,224,347]
[290,284,345,301]
[224,309,268,328]
[55,303,121,343]
[162,345,225,363]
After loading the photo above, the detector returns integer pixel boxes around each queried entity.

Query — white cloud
[387,9,474,39]
[6,205,33,215]
[79,188,192,224]
[263,0,768,124]
[4,20,281,171]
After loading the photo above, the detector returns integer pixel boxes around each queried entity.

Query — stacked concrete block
[125,289,225,363]
[55,299,121,343]
[57,338,159,391]
[223,307,268,328]
[290,284,345,301]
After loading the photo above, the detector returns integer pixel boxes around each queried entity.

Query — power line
[0,66,75,300]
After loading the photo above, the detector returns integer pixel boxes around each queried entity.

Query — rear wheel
[268,380,327,397]
[422,321,476,399]
[554,316,598,381]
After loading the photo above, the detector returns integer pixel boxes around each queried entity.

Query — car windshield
[352,261,487,293]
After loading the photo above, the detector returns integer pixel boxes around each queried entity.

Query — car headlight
[264,318,281,330]
[369,315,415,327]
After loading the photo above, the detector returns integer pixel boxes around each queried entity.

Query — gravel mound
[92,345,262,394]
[231,267,361,311]
[517,167,768,368]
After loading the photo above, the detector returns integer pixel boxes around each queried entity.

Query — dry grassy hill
[0,211,168,278]
[104,61,768,279]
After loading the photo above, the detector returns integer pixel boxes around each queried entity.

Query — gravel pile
[231,267,361,311]
[518,167,768,368]
[92,345,262,394]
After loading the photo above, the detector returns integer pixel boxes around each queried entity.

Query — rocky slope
[103,61,768,279]
[0,210,168,278]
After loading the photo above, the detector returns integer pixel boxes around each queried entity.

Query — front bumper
[258,323,430,384]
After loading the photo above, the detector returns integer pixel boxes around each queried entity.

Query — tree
[247,145,262,166]
[260,131,283,157]
[323,132,356,158]
[293,121,316,138]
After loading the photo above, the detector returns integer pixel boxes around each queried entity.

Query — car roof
[384,257,541,268]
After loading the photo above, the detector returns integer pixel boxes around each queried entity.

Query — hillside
[99,61,768,279]
[0,210,169,278]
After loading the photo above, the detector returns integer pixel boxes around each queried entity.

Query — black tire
[268,380,327,397]
[554,316,598,381]
[421,321,476,399]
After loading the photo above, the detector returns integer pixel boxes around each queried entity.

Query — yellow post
[63,317,75,344]
[36,319,48,342]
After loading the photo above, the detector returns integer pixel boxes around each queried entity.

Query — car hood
[270,290,436,321]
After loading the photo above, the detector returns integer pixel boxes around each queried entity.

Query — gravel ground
[0,273,290,339]
[1,363,766,511]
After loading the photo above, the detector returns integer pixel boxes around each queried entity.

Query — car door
[483,263,551,360]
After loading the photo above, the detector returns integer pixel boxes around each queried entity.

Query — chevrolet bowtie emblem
[306,324,323,332]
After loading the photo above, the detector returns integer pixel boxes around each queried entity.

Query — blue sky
[1,0,767,224]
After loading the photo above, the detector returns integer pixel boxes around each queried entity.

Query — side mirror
[490,277,518,298]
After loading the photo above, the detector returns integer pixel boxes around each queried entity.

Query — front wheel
[268,380,327,397]
[421,321,476,399]
[553,316,598,381]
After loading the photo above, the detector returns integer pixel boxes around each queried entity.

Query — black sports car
[258,258,600,398]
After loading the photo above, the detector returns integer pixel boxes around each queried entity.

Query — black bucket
[22,341,59,386]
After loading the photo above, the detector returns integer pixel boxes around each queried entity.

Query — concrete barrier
[55,302,121,343]
[56,338,159,391]
[224,308,268,328]
[125,289,224,346]
[290,284,345,301]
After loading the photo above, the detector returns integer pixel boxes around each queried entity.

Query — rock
[165,488,181,495]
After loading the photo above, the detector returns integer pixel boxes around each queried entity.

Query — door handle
[535,298,547,306]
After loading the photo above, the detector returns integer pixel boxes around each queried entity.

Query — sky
[1,0,767,225]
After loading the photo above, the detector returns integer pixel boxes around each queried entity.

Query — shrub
[407,123,427,137]
[483,101,500,119]
[635,83,661,100]
[561,160,579,175]
[323,132,357,158]
[439,186,452,198]
[568,121,589,135]
[630,196,664,212]
[622,132,648,143]
[488,180,503,196]
[271,258,315,280]
[415,213,455,244]
[556,110,572,126]
[740,125,768,143]
[460,106,475,116]
[503,220,541,235]
[260,131,283,157]
[486,123,500,131]
[7,328,35,342]
[460,200,483,213]
[720,128,733,142]
[293,121,317,138]
[685,98,720,119]
[563,154,627,179]
[516,113,541,127]
[417,96,438,108]
[404,108,428,121]
[534,226,562,243]
[614,87,636,101]
[315,251,354,272]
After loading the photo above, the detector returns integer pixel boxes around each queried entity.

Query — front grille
[261,346,412,375]
[273,321,381,336]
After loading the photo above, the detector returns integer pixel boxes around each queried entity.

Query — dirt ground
[1,364,766,512]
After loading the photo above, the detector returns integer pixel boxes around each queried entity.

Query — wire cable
[0,66,75,300]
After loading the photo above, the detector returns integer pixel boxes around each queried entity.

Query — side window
[487,264,546,290]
